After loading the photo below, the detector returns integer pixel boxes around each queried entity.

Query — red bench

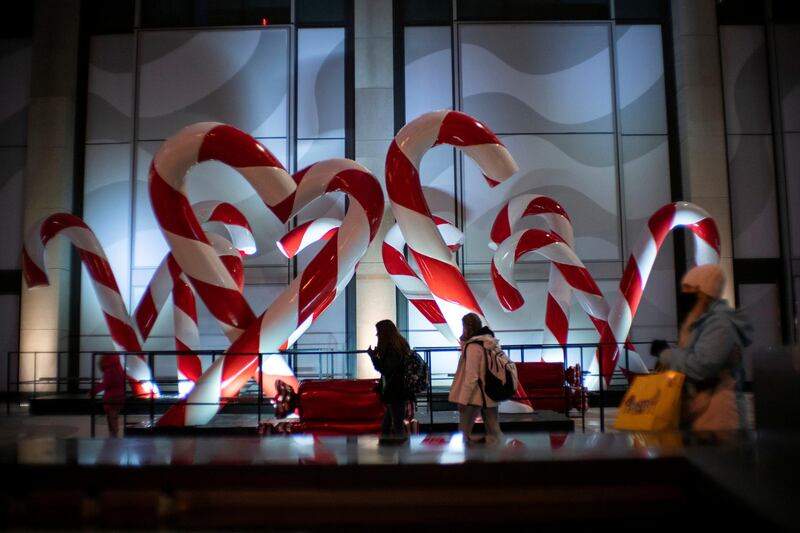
[265,379,384,436]
[514,362,587,414]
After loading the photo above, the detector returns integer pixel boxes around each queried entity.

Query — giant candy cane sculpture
[493,229,616,391]
[490,194,575,362]
[383,216,464,344]
[290,215,467,343]
[132,201,254,397]
[600,201,720,383]
[282,215,466,344]
[492,201,720,389]
[386,110,518,338]
[386,111,535,413]
[22,214,159,397]
[152,123,383,426]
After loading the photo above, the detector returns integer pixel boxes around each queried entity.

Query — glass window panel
[776,24,800,132]
[86,34,134,143]
[405,26,452,122]
[457,0,610,21]
[460,24,614,134]
[739,283,783,382]
[621,135,677,342]
[137,29,288,140]
[297,28,344,139]
[81,144,133,336]
[719,26,772,135]
[0,147,25,269]
[294,295,348,353]
[463,134,619,264]
[297,138,345,170]
[783,133,800,258]
[0,38,32,147]
[615,25,667,135]
[728,134,780,258]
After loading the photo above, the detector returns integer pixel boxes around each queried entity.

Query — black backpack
[475,344,516,402]
[403,350,428,396]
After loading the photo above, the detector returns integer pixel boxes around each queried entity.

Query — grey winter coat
[664,299,753,428]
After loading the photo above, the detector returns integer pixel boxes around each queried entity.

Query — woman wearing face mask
[650,264,753,431]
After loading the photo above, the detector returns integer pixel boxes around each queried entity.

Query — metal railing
[5,341,661,434]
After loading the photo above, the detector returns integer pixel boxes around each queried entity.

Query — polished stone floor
[0,431,686,467]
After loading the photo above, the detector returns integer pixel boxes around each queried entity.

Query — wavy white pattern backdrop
[80,27,348,381]
[404,23,677,365]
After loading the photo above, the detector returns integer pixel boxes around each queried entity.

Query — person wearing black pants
[367,319,411,436]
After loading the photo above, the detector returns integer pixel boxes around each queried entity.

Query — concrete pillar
[671,0,736,303]
[354,0,395,377]
[18,0,82,390]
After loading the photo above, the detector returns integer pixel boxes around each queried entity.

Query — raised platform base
[417,409,574,433]
[124,409,574,436]
[25,393,274,416]
[0,432,777,530]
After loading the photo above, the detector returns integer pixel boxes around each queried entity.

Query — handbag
[614,371,685,432]
[686,369,740,431]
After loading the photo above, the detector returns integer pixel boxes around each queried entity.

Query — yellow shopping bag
[614,371,685,432]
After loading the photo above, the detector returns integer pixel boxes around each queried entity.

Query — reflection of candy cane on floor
[386,110,518,338]
[386,110,532,413]
[490,194,575,362]
[492,201,720,389]
[383,216,464,344]
[22,214,159,397]
[151,124,383,425]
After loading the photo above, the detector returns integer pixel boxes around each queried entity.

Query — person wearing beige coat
[448,313,504,444]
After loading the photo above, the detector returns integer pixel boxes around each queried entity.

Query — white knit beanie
[681,264,725,299]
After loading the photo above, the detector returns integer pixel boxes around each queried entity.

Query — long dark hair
[461,312,483,342]
[375,319,410,357]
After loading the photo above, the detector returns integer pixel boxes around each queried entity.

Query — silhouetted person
[368,320,412,437]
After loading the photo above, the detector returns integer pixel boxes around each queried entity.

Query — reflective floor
[0,431,687,467]
[1,430,794,531]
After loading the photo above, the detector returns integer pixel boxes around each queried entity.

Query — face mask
[685,292,699,308]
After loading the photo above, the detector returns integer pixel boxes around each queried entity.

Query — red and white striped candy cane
[22,214,158,397]
[276,217,340,259]
[282,215,464,344]
[158,154,383,425]
[172,272,201,397]
[493,201,721,389]
[492,229,613,391]
[600,201,721,383]
[134,230,247,341]
[193,200,257,256]
[131,201,253,397]
[174,205,253,396]
[490,194,575,362]
[386,110,518,336]
[149,123,294,344]
[382,216,464,343]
